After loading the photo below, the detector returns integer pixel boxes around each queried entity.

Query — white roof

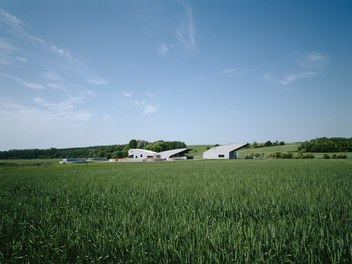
[128,149,157,154]
[158,148,189,159]
[204,143,248,154]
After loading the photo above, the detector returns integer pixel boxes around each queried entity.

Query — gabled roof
[204,143,249,154]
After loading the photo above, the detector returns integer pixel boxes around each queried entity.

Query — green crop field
[1,159,352,263]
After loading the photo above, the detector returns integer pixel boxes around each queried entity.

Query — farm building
[157,148,192,160]
[203,143,249,159]
[128,148,192,161]
[128,149,157,160]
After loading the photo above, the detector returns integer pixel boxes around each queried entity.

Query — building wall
[128,149,156,160]
[203,150,230,159]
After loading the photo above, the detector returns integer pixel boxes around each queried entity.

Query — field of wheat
[1,159,352,263]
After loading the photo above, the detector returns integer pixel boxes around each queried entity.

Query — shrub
[267,152,293,159]
[291,153,315,159]
[337,154,347,159]
[323,154,331,159]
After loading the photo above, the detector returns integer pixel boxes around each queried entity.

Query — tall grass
[1,160,352,263]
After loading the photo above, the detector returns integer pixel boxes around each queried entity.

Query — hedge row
[322,154,347,159]
[267,152,315,159]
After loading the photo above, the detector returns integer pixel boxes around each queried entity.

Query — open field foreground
[1,160,352,263]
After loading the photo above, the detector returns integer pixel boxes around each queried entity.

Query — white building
[157,148,191,160]
[203,143,249,159]
[128,149,157,160]
[128,148,192,161]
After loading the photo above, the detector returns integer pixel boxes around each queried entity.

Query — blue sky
[0,0,351,150]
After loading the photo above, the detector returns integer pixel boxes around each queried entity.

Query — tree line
[0,139,187,160]
[298,137,352,152]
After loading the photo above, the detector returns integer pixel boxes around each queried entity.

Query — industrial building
[128,149,157,160]
[128,148,192,161]
[203,143,249,159]
[157,148,192,160]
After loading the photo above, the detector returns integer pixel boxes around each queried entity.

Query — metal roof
[158,148,191,159]
[128,149,157,154]
[204,143,249,154]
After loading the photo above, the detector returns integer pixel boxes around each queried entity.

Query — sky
[0,0,351,150]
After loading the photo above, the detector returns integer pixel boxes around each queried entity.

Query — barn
[128,149,157,160]
[128,148,192,161]
[203,143,249,159]
[157,148,192,160]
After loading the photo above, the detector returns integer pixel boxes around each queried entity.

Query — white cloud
[32,95,92,121]
[87,77,107,86]
[222,68,250,76]
[122,92,133,97]
[142,103,162,116]
[50,44,72,60]
[0,72,45,90]
[196,74,206,82]
[0,38,16,52]
[47,83,65,90]
[262,73,274,81]
[299,52,329,68]
[0,38,17,64]
[222,68,236,75]
[176,4,197,53]
[0,9,23,30]
[0,99,94,150]
[280,72,318,85]
[24,82,45,90]
[131,97,162,116]
[1,9,73,60]
[40,71,62,81]
[15,56,28,64]
[157,43,169,55]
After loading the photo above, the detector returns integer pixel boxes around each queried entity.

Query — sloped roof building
[203,143,249,159]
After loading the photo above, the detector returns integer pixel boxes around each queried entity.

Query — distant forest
[0,140,187,160]
[299,137,352,152]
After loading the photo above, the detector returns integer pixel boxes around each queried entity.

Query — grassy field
[1,159,352,263]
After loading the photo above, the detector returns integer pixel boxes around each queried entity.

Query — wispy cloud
[299,52,329,68]
[50,44,72,60]
[222,68,236,75]
[15,56,28,64]
[280,71,318,85]
[142,103,162,116]
[122,92,133,97]
[222,68,250,75]
[32,91,95,121]
[0,9,73,60]
[0,38,17,64]
[175,3,197,53]
[157,43,169,55]
[86,77,107,86]
[196,74,206,82]
[24,82,45,90]
[0,72,45,90]
[40,71,62,81]
[131,96,162,116]
[0,9,22,31]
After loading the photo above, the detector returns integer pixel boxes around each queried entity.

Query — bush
[267,152,293,159]
[323,154,331,159]
[331,153,347,159]
[294,153,314,159]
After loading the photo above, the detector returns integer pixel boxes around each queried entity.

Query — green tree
[129,139,138,149]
